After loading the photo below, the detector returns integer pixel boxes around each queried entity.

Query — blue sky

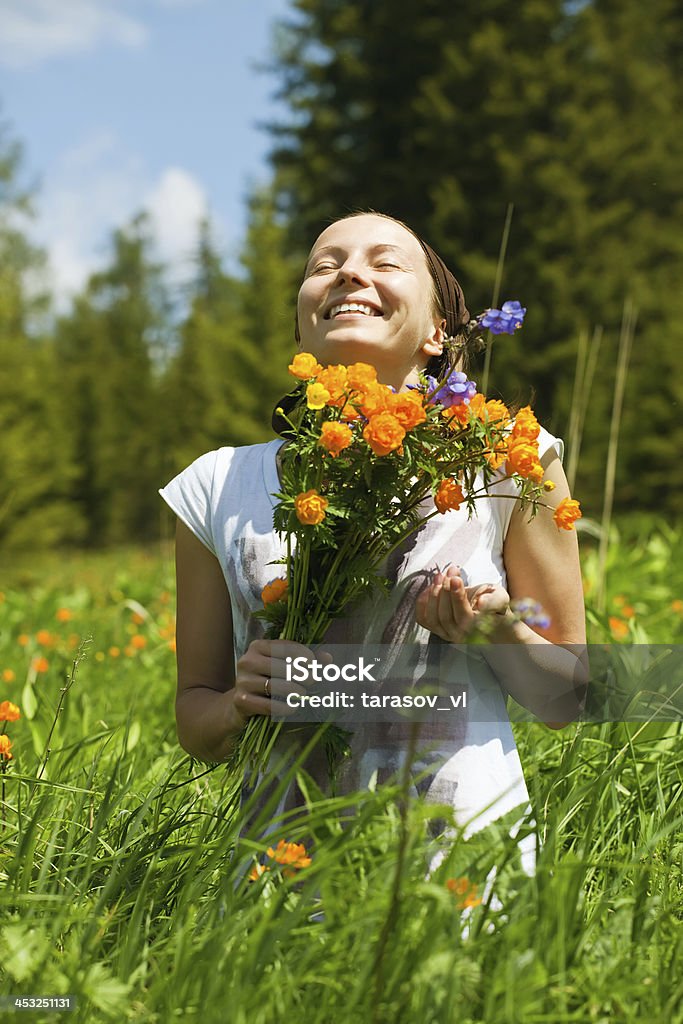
[0,0,293,305]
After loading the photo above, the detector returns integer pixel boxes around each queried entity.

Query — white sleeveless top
[160,428,563,875]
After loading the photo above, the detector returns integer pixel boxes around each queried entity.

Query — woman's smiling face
[297,214,444,390]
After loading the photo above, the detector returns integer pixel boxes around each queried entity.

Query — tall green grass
[1,530,682,1022]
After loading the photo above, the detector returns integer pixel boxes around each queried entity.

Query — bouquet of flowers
[232,301,581,774]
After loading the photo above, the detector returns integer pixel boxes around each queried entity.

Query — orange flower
[261,577,289,605]
[108,647,121,658]
[346,362,377,390]
[355,381,391,418]
[295,489,329,525]
[671,599,683,615]
[434,479,464,514]
[0,700,20,722]
[621,604,635,619]
[2,670,16,683]
[131,611,145,625]
[506,436,542,480]
[553,497,582,531]
[441,403,470,429]
[130,634,147,650]
[511,405,540,441]
[36,630,53,647]
[387,390,427,430]
[18,635,30,647]
[288,352,323,379]
[266,839,312,870]
[609,616,629,639]
[446,877,482,909]
[484,440,508,470]
[316,365,348,405]
[55,608,73,623]
[306,382,331,409]
[248,863,270,881]
[32,656,49,674]
[0,734,13,761]
[318,421,353,458]
[363,412,406,456]
[468,393,510,425]
[339,400,361,422]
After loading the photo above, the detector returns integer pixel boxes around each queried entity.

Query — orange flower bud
[506,436,542,479]
[289,353,323,379]
[553,497,582,530]
[316,365,348,404]
[355,381,391,418]
[346,362,377,390]
[56,608,73,623]
[442,403,470,429]
[266,839,312,869]
[363,412,406,456]
[318,421,353,458]
[261,578,289,605]
[434,479,464,514]
[0,700,20,722]
[295,489,329,525]
[511,405,540,441]
[0,734,13,760]
[387,390,427,430]
[2,669,16,683]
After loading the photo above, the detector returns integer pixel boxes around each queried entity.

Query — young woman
[160,212,587,875]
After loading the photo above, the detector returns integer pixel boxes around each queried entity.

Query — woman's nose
[336,258,370,285]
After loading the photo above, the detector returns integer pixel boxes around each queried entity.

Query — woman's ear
[421,319,447,359]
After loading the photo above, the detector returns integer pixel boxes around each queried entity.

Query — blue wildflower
[510,598,550,630]
[424,370,477,408]
[479,301,526,335]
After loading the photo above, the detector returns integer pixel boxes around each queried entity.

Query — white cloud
[29,132,211,310]
[0,0,147,70]
[144,167,208,282]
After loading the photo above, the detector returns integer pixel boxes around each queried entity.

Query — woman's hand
[415,565,517,643]
[230,638,331,729]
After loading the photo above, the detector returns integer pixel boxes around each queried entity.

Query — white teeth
[328,302,378,318]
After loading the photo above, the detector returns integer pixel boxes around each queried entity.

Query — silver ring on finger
[264,677,271,698]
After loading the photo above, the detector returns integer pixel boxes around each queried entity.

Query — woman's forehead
[309,215,424,261]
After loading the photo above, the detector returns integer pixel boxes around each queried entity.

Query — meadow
[0,518,682,1023]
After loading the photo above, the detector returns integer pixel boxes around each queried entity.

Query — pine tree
[0,122,80,549]
[55,214,171,544]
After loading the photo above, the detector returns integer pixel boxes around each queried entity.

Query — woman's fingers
[235,640,334,719]
[415,568,511,643]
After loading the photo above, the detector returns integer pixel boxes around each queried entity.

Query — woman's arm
[486,451,588,726]
[173,521,320,761]
[174,520,247,762]
[415,452,588,727]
